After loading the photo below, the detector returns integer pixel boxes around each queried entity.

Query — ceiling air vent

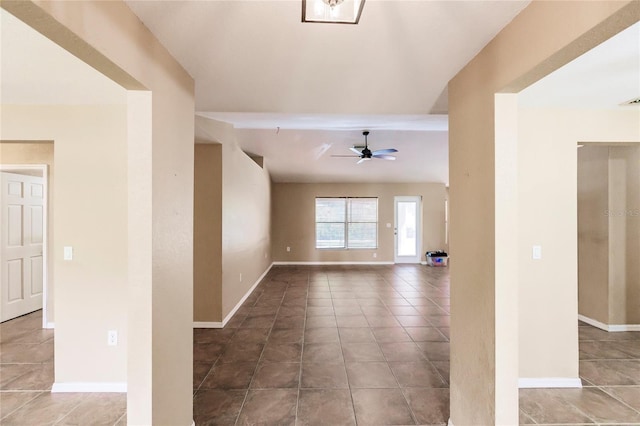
[621,97,640,106]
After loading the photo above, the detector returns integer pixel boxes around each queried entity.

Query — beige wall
[609,146,640,324]
[0,141,55,321]
[448,1,637,423]
[194,144,223,322]
[578,145,610,324]
[1,105,128,385]
[578,144,640,326]
[272,183,446,263]
[195,117,272,320]
[518,109,639,381]
[3,2,195,424]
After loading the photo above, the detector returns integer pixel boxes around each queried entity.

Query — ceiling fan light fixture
[330,130,398,164]
[302,0,365,24]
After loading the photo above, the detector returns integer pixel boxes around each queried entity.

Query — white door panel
[394,196,422,264]
[1,172,44,322]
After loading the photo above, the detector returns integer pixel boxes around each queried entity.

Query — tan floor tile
[297,389,356,426]
[351,388,414,425]
[0,392,85,426]
[403,388,449,424]
[237,389,297,425]
[56,393,126,426]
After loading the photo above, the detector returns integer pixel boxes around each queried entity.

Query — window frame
[315,197,378,250]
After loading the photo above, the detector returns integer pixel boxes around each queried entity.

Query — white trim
[193,321,223,329]
[191,422,195,426]
[52,382,127,393]
[0,164,49,328]
[578,314,609,331]
[578,314,640,332]
[45,322,54,329]
[194,263,274,329]
[222,263,273,325]
[447,419,454,426]
[609,324,640,332]
[394,195,422,264]
[272,261,394,266]
[518,377,582,388]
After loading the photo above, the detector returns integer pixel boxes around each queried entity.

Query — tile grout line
[597,385,640,416]
[380,273,423,426]
[231,273,281,426]
[0,390,43,422]
[112,411,127,426]
[50,393,89,426]
[294,270,311,426]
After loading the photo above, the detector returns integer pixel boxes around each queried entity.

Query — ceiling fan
[331,131,398,164]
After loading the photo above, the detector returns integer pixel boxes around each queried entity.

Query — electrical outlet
[373,253,377,258]
[286,246,291,252]
[63,246,73,260]
[108,330,118,346]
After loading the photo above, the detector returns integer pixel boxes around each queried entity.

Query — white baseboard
[45,322,55,329]
[518,377,582,388]
[448,419,454,426]
[272,261,394,265]
[609,324,640,332]
[579,314,640,332]
[193,321,223,328]
[52,382,127,393]
[194,263,273,329]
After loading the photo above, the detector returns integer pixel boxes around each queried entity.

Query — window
[315,197,378,249]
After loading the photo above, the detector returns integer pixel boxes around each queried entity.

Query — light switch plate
[63,246,73,261]
[532,245,542,260]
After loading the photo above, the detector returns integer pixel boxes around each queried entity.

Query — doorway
[394,196,421,263]
[0,165,48,326]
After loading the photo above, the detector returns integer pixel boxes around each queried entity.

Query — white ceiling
[519,21,640,109]
[233,128,448,183]
[126,0,530,115]
[125,0,530,185]
[0,9,126,105]
[3,2,636,186]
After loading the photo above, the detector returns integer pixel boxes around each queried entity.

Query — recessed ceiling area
[232,128,448,184]
[0,9,126,105]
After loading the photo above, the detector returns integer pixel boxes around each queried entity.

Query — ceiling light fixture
[302,0,365,24]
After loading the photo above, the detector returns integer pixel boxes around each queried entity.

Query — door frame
[0,164,50,329]
[394,196,422,263]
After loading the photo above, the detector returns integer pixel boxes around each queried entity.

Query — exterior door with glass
[394,196,421,263]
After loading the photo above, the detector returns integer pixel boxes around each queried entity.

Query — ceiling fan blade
[331,155,360,158]
[373,154,396,160]
[357,158,371,165]
[372,148,398,155]
[349,147,362,155]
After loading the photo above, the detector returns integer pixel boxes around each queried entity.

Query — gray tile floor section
[193,264,452,425]
[2,264,639,425]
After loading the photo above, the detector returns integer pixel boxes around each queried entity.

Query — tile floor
[1,264,639,425]
[193,265,452,425]
[0,310,126,425]
[520,322,640,425]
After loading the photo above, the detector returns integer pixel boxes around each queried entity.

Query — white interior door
[1,172,44,322]
[394,196,421,263]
